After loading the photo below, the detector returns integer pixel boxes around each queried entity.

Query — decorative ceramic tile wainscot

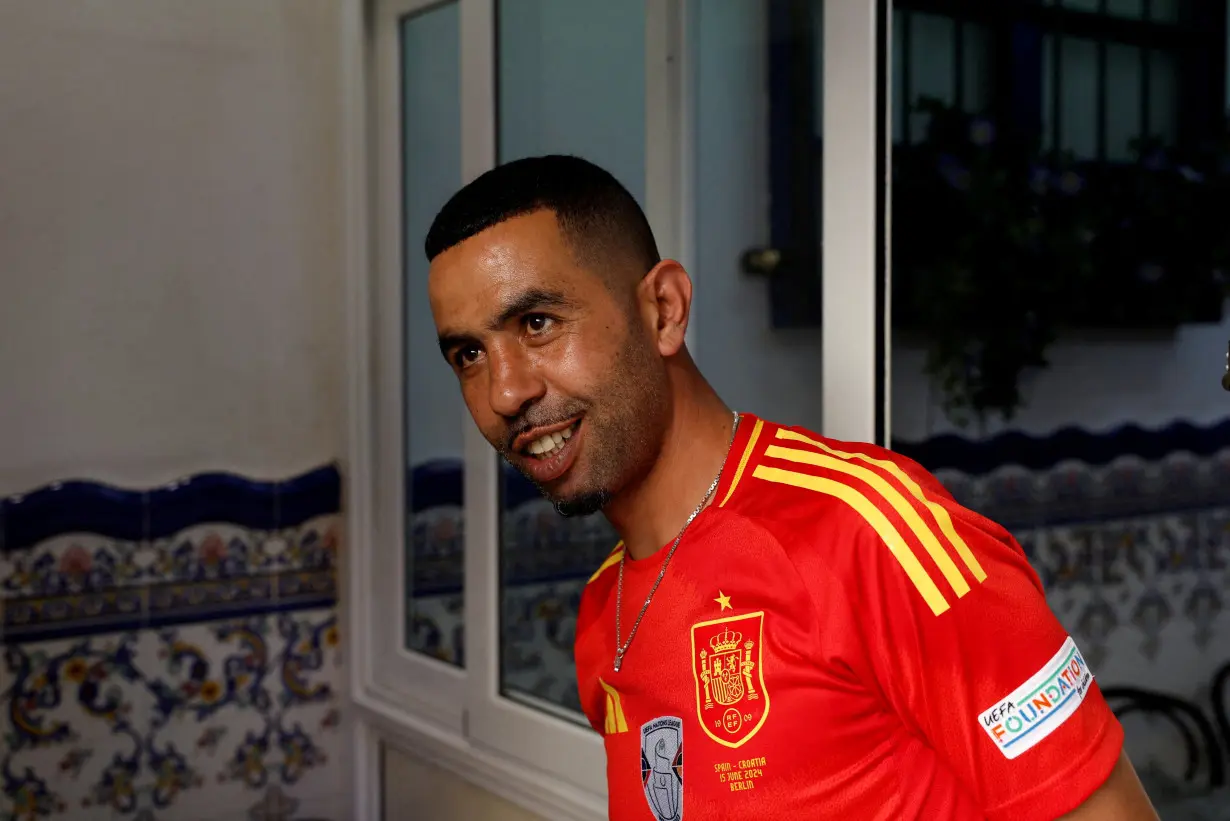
[1,467,344,821]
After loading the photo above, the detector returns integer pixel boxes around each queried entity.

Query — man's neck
[603,367,735,561]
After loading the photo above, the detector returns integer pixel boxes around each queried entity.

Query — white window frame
[822,0,890,445]
[344,0,886,818]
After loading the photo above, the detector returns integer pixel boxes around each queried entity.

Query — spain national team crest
[690,611,769,748]
[640,716,684,821]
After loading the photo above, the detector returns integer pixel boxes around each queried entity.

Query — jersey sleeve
[574,544,625,737]
[834,472,1123,820]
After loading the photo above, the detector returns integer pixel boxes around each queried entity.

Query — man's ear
[638,260,692,357]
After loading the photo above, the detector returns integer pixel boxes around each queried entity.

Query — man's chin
[549,489,611,518]
[511,460,607,517]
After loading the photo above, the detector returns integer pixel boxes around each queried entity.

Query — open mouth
[523,419,580,459]
[514,418,583,484]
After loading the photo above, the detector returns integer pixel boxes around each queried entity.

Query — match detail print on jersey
[641,716,684,821]
[690,611,769,749]
[752,427,989,616]
[977,636,1095,759]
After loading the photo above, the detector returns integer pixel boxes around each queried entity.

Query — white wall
[891,320,1230,441]
[0,0,346,495]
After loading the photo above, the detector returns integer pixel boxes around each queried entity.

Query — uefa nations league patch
[641,716,684,821]
[977,636,1095,759]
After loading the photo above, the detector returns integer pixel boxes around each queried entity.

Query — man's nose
[487,344,546,420]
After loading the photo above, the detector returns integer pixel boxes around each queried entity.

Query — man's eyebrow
[489,287,577,330]
[436,287,577,360]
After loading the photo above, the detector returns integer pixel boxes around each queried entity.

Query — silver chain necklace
[613,411,741,672]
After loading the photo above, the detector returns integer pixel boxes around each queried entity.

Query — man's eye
[454,346,481,368]
[525,314,554,335]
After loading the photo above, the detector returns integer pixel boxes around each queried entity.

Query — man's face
[428,209,668,516]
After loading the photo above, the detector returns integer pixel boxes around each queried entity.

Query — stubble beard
[520,338,669,520]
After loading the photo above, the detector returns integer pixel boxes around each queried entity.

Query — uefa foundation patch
[977,636,1095,760]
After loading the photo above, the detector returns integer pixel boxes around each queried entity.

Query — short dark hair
[424,155,660,276]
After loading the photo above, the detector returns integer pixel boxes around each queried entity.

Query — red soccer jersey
[575,414,1123,821]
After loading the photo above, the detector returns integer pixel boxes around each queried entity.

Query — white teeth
[527,423,577,458]
[530,434,558,455]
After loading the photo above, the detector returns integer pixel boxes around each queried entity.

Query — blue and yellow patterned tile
[148,609,344,819]
[1,607,344,821]
[145,572,277,632]
[3,629,153,817]
[279,514,341,576]
[250,607,343,813]
[146,524,269,585]
[409,506,464,597]
[4,584,146,647]
[407,593,463,665]
[1,466,343,820]
[1,531,148,645]
[273,515,341,615]
[133,617,287,820]
[1197,506,1230,570]
[1,533,131,601]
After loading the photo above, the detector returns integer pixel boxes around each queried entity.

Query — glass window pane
[1148,49,1180,147]
[1105,43,1142,162]
[908,13,958,139]
[960,24,993,117]
[691,1,824,426]
[894,14,990,145]
[1106,0,1145,18]
[1045,36,1100,159]
[1148,0,1181,23]
[495,0,643,714]
[497,0,646,202]
[401,2,464,666]
[889,13,1230,808]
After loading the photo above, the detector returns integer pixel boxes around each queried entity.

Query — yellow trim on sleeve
[765,443,972,599]
[718,417,764,508]
[774,428,987,582]
[752,465,951,616]
[587,545,625,585]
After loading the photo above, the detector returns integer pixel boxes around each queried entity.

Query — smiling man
[425,155,1158,821]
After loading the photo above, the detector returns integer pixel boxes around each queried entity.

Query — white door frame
[820,0,890,446]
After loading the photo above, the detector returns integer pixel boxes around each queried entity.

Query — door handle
[740,247,783,278]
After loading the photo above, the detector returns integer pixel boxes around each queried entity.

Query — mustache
[502,403,588,452]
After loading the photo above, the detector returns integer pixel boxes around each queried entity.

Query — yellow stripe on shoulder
[773,428,987,584]
[765,441,971,599]
[752,464,950,615]
[718,417,764,508]
[588,544,625,584]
